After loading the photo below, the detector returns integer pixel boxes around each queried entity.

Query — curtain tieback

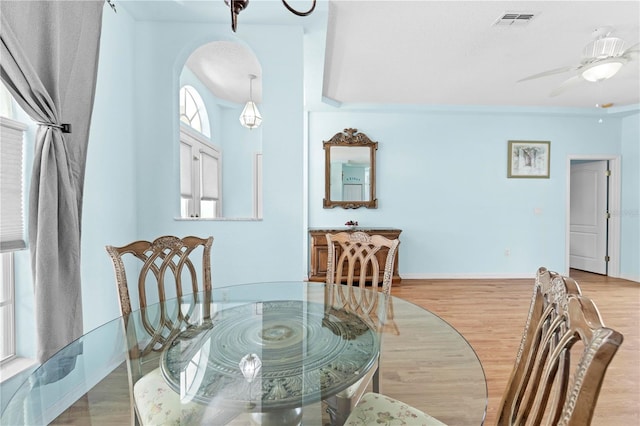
[38,122,72,134]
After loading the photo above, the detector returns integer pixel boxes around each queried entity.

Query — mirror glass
[329,147,371,201]
[324,128,377,209]
[179,41,263,220]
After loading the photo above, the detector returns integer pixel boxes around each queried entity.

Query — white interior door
[569,160,608,274]
[343,184,363,201]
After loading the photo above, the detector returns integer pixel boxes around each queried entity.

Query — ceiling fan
[518,27,639,96]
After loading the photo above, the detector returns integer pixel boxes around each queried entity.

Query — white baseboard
[400,272,535,280]
[618,273,640,284]
[400,272,639,283]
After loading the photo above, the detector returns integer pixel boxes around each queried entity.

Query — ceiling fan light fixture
[581,59,625,82]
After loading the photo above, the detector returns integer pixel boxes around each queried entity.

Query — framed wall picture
[507,140,550,178]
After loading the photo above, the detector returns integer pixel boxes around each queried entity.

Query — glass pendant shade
[240,101,262,129]
[240,74,262,129]
[239,353,262,382]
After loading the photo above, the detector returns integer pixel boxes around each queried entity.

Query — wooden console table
[308,228,402,284]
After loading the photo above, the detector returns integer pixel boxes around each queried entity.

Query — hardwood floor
[52,270,638,425]
[392,270,640,425]
[50,363,132,425]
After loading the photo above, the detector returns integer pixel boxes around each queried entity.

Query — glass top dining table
[1,282,487,425]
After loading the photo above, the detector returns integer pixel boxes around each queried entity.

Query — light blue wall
[220,106,262,218]
[81,6,138,333]
[620,112,640,282]
[308,109,638,278]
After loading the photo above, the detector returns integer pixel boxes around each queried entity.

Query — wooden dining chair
[495,266,581,424]
[326,231,400,294]
[345,267,623,426]
[324,231,400,424]
[105,235,213,426]
[495,274,622,425]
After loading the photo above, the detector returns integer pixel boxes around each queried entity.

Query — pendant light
[239,74,262,129]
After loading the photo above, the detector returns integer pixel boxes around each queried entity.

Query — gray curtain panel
[0,1,104,365]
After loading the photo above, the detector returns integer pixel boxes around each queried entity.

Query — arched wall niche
[176,35,263,220]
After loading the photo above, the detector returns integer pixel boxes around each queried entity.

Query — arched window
[179,85,210,138]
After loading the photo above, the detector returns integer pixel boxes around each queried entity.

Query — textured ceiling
[186,41,263,103]
[118,0,640,109]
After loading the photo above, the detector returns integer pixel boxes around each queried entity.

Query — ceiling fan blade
[622,42,639,55]
[622,42,639,60]
[549,75,583,97]
[517,65,579,82]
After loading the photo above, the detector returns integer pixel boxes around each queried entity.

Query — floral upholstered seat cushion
[345,392,447,426]
[133,367,205,426]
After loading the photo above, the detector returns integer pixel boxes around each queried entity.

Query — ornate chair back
[325,231,399,330]
[497,268,622,425]
[326,230,399,289]
[105,235,213,380]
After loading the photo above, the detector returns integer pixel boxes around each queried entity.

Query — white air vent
[493,12,537,26]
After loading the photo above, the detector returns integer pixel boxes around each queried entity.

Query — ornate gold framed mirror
[323,128,377,209]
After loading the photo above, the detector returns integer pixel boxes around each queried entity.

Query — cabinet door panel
[315,247,329,276]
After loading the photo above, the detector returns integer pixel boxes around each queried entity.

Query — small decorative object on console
[345,220,358,229]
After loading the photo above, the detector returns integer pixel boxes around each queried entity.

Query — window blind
[200,149,220,201]
[0,117,27,252]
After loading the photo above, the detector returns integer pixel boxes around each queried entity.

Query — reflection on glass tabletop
[160,300,379,409]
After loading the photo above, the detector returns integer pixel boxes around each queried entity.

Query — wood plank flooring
[52,270,639,425]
